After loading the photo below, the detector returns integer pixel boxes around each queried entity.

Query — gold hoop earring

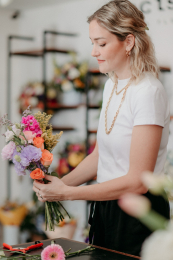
[126,51,131,57]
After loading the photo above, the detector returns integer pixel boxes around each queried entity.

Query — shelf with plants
[42,31,79,132]
[46,103,83,110]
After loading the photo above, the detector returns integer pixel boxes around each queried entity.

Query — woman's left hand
[33,174,67,202]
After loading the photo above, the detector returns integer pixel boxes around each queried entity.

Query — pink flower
[1,141,16,160]
[72,144,81,152]
[41,244,65,260]
[20,131,36,144]
[21,115,42,137]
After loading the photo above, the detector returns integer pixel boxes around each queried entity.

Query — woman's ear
[126,34,135,52]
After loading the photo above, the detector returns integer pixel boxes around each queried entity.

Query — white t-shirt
[97,72,170,183]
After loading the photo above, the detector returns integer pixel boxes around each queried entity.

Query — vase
[43,222,77,239]
[59,90,82,106]
[3,225,19,244]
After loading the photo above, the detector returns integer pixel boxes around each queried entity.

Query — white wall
[1,0,173,240]
[0,9,19,205]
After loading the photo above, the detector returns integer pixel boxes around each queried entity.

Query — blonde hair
[87,0,159,84]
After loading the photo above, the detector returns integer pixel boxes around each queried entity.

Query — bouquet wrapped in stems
[0,106,70,231]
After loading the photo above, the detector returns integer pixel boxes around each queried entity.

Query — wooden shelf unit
[10,48,76,57]
[46,103,83,110]
[52,126,76,131]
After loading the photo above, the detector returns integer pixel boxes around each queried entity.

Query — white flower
[118,193,151,218]
[33,83,44,95]
[68,67,80,80]
[25,86,34,96]
[141,171,173,195]
[61,80,73,92]
[166,165,173,178]
[47,88,57,99]
[141,224,173,260]
[12,125,21,136]
[62,63,72,72]
[29,97,38,107]
[5,130,14,142]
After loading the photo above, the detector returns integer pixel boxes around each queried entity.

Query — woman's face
[89,20,128,75]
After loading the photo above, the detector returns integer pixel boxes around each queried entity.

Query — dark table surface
[0,237,140,260]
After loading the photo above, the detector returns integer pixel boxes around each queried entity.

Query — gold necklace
[105,80,131,135]
[115,85,128,95]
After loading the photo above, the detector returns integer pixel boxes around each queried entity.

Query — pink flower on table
[21,115,42,137]
[20,131,36,144]
[1,141,16,160]
[41,244,65,260]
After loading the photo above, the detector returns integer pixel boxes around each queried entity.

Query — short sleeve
[132,85,167,127]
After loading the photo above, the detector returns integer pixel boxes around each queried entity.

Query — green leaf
[50,172,59,178]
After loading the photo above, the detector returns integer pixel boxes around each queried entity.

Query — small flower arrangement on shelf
[56,142,86,178]
[18,82,45,114]
[52,54,88,93]
[0,201,27,226]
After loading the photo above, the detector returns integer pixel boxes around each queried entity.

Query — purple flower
[12,147,26,176]
[12,145,42,176]
[20,145,42,167]
[35,160,47,173]
[14,163,26,176]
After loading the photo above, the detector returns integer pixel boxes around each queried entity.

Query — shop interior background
[0,0,173,243]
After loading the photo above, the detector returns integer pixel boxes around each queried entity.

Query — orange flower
[30,168,45,180]
[41,149,53,167]
[33,137,44,151]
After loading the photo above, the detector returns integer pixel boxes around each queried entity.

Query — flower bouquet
[0,106,70,231]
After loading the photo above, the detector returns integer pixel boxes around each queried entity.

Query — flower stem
[2,249,41,259]
[65,248,71,254]
[65,246,95,257]
[56,201,71,219]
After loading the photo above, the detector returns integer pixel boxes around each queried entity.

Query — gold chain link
[105,80,132,135]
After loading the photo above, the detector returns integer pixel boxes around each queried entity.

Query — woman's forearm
[65,173,147,201]
[61,152,98,186]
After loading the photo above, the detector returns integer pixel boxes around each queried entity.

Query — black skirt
[88,191,170,256]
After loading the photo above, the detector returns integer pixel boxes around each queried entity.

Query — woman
[33,0,170,256]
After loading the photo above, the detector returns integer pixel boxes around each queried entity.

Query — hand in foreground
[33,174,67,202]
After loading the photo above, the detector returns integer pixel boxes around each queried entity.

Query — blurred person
[33,0,170,256]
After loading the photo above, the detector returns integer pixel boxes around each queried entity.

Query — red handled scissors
[3,241,43,254]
